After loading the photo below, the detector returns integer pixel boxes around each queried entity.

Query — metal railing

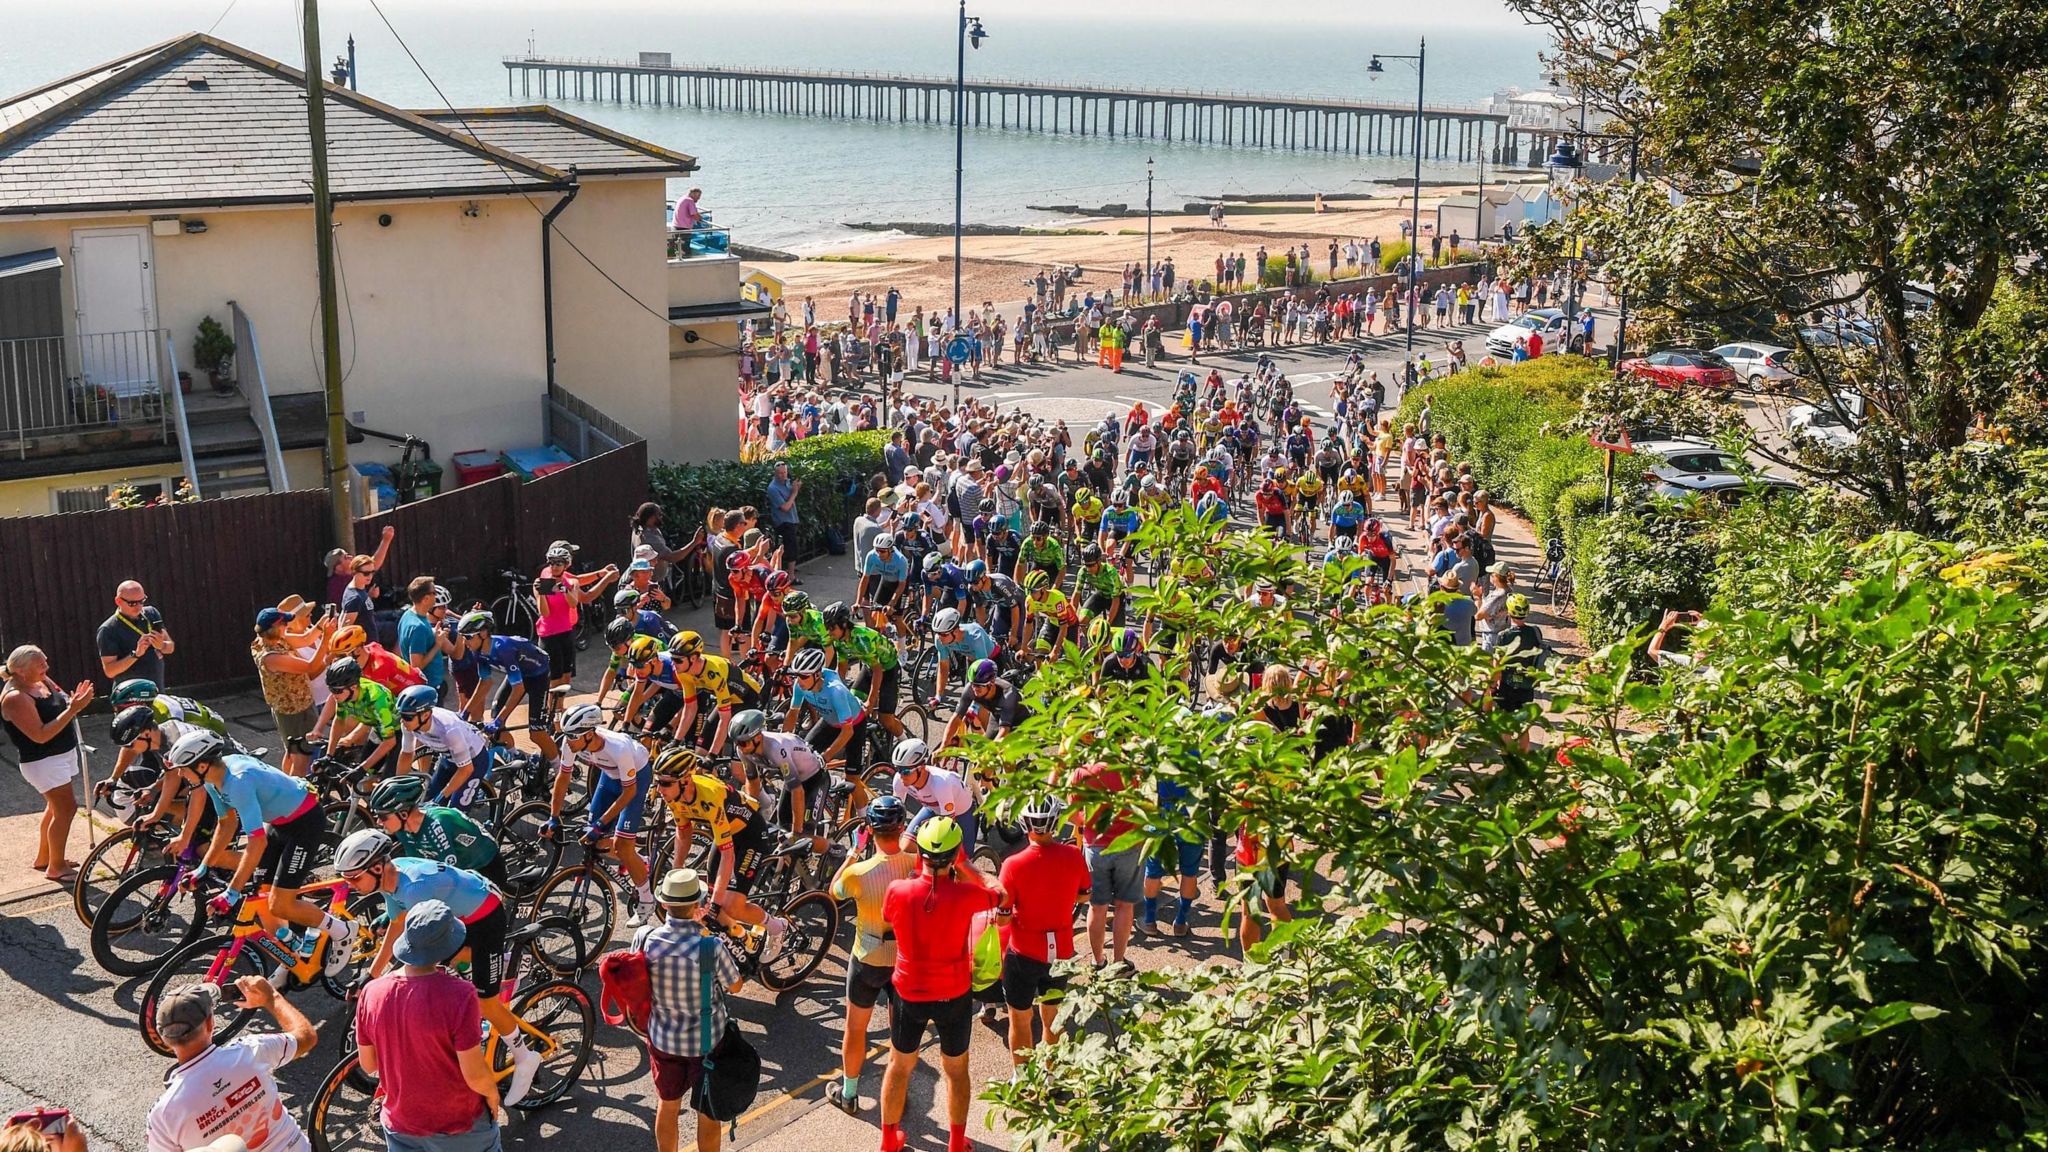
[0,328,171,452]
[229,301,289,491]
[667,226,732,260]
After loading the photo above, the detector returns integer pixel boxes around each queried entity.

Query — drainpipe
[541,169,580,392]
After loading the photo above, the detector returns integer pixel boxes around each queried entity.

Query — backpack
[597,947,654,1035]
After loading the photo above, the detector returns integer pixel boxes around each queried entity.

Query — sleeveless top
[3,684,78,760]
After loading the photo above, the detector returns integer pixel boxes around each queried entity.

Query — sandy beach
[742,184,1531,316]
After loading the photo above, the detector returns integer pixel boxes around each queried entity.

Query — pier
[502,56,1561,164]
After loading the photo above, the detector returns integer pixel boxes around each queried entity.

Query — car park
[1786,392,1867,450]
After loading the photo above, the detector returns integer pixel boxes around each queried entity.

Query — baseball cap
[155,982,219,1045]
[391,899,467,967]
[254,607,289,632]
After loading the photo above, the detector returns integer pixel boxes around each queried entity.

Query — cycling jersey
[837,624,900,672]
[631,653,685,693]
[1098,653,1153,683]
[861,549,910,582]
[1362,530,1396,560]
[955,679,1027,733]
[151,695,228,737]
[1070,496,1104,526]
[335,680,400,740]
[1076,563,1126,598]
[1019,536,1064,567]
[1027,588,1079,626]
[1294,476,1325,501]
[395,806,498,871]
[792,668,865,726]
[1331,501,1365,530]
[384,857,498,921]
[356,643,428,694]
[935,621,999,665]
[922,564,971,601]
[401,708,487,766]
[893,765,976,817]
[1101,508,1140,535]
[974,573,1026,609]
[742,730,826,784]
[675,655,761,709]
[787,608,831,649]
[569,728,651,782]
[205,754,315,834]
[666,773,767,848]
[476,636,550,685]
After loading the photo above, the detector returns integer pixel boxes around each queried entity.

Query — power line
[207,0,241,35]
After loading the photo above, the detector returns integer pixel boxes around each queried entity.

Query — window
[53,478,165,513]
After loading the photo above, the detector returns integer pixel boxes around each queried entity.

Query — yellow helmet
[628,636,663,663]
[1023,570,1051,592]
[653,745,700,779]
[668,630,705,658]
[329,625,368,655]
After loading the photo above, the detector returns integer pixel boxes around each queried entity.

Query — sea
[0,1,1550,253]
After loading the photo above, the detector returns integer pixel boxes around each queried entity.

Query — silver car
[1708,342,1796,390]
[1634,438,1802,500]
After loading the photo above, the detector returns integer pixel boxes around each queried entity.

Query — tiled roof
[421,107,696,176]
[0,34,569,216]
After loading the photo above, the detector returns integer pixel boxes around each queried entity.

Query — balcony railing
[0,328,171,455]
[667,227,732,260]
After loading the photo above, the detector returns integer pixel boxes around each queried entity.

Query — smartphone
[8,1109,69,1137]
[322,603,338,619]
[854,825,870,855]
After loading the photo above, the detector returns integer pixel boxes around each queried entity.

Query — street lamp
[1369,38,1425,352]
[952,0,987,409]
[1145,157,1155,302]
[1546,137,1583,349]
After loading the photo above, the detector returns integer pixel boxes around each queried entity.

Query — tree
[1504,0,2048,525]
[976,513,2048,1150]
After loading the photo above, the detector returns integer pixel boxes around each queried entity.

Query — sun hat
[392,899,467,967]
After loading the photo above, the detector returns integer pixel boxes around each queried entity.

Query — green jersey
[788,608,830,648]
[152,695,228,736]
[336,680,400,740]
[1076,562,1126,598]
[838,624,900,672]
[395,805,499,870]
[1020,536,1065,567]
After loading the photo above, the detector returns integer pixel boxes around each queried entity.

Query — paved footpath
[0,314,1592,1152]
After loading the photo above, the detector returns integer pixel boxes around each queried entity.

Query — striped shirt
[831,848,919,965]
[634,917,741,1057]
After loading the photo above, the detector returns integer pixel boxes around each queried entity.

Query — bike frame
[207,879,355,986]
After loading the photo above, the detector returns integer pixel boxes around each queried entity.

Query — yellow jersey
[675,655,760,708]
[664,773,763,848]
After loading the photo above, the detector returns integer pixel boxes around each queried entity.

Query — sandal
[44,867,80,884]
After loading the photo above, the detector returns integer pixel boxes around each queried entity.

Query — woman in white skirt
[1,645,96,881]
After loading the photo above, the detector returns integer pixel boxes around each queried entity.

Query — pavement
[0,313,1585,1152]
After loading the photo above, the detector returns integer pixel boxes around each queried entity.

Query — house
[1434,189,1516,241]
[1497,184,1565,233]
[0,33,750,516]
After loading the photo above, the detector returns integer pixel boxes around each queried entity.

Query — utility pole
[304,0,350,545]
[1144,158,1154,301]
[1407,39,1425,352]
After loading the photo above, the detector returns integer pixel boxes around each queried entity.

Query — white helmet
[891,738,931,769]
[931,608,962,633]
[333,828,396,874]
[1021,796,1063,834]
[167,729,227,770]
[558,703,604,737]
[789,648,829,677]
[873,533,897,552]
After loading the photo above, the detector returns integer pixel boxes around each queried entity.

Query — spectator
[1,1114,85,1152]
[884,431,911,487]
[97,580,172,688]
[637,869,742,1152]
[356,901,503,1152]
[632,502,704,592]
[321,547,352,609]
[397,577,457,702]
[764,461,802,557]
[146,977,315,1152]
[2,645,94,883]
[252,607,333,775]
[670,188,704,233]
[1069,760,1141,968]
[1436,572,1477,646]
[340,526,398,630]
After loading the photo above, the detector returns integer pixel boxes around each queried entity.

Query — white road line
[1115,395,1166,411]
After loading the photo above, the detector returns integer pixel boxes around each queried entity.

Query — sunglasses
[120,596,149,606]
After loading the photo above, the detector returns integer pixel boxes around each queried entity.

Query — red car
[1620,348,1740,390]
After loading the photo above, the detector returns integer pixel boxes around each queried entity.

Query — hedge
[649,431,887,555]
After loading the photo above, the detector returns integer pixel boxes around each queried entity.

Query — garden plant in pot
[193,315,236,393]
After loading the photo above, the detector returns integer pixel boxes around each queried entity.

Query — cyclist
[121,711,232,867]
[940,661,1027,750]
[365,773,508,892]
[546,703,656,914]
[996,798,1090,1064]
[1336,464,1372,512]
[1014,520,1065,589]
[783,647,870,776]
[889,738,980,855]
[1073,544,1126,625]
[964,559,1027,650]
[856,532,911,611]
[745,569,796,657]
[828,796,918,1114]
[877,817,999,1152]
[1329,487,1367,546]
[333,828,539,1106]
[165,731,351,977]
[1021,571,1078,653]
[328,625,427,695]
[308,657,402,778]
[394,684,490,809]
[109,679,232,784]
[927,608,1000,709]
[1254,477,1291,540]
[111,678,230,739]
[596,618,659,710]
[1292,467,1326,536]
[454,612,553,730]
[1069,486,1104,543]
[620,636,691,743]
[982,514,1023,583]
[825,604,905,741]
[668,631,764,755]
[612,586,677,643]
[1097,628,1154,685]
[917,553,972,619]
[1361,517,1398,583]
[729,708,824,833]
[650,746,785,938]
[1098,493,1141,550]
[781,590,830,663]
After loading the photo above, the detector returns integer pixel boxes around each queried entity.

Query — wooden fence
[0,441,649,693]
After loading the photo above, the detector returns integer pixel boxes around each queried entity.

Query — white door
[71,227,158,396]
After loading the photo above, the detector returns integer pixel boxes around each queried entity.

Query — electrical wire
[206,0,240,35]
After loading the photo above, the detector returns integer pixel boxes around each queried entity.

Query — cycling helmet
[331,625,369,654]
[725,551,753,571]
[111,678,159,708]
[627,636,663,663]
[559,702,604,736]
[1110,492,1129,507]
[891,737,932,770]
[334,828,396,874]
[612,588,643,610]
[922,553,945,576]
[822,602,854,632]
[653,745,700,779]
[367,774,428,816]
[790,648,829,677]
[395,684,438,717]
[432,584,453,609]
[1117,627,1144,657]
[970,658,1000,686]
[914,816,963,863]
[1086,617,1114,650]
[1506,593,1531,618]
[784,591,813,615]
[864,795,909,831]
[1022,570,1051,592]
[1020,797,1063,834]
[978,498,998,515]
[931,608,962,633]
[1080,543,1103,564]
[899,511,923,529]
[324,656,364,691]
[167,729,227,769]
[874,533,897,552]
[110,705,158,746]
[456,611,494,637]
[604,618,635,648]
[964,559,988,581]
[669,630,706,658]
[1030,520,1052,536]
[729,709,768,742]
[764,570,793,594]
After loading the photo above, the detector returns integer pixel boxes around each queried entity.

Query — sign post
[1589,421,1633,513]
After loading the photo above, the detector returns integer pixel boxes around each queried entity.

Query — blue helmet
[865,795,908,831]
[964,559,988,581]
[395,684,438,717]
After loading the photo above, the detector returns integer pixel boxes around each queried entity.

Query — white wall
[548,176,670,445]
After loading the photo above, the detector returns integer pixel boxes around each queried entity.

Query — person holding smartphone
[145,976,316,1152]
[3,1108,87,1152]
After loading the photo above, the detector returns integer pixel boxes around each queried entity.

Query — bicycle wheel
[897,701,939,745]
[908,646,940,705]
[74,827,167,928]
[506,980,597,1109]
[492,593,537,641]
[758,889,839,992]
[822,818,869,910]
[140,932,283,1056]
[306,1052,382,1152]
[526,865,617,976]
[497,802,563,905]
[91,865,207,977]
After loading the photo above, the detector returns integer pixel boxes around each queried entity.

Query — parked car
[1786,392,1867,450]
[1798,322,1879,349]
[1635,438,1802,500]
[1619,348,1740,390]
[1484,308,1569,358]
[1709,342,1796,390]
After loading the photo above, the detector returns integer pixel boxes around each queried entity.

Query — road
[0,311,1577,1152]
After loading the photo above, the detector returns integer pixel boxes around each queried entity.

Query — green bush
[1377,239,1414,273]
[1259,262,1317,289]
[648,430,885,544]
[1573,498,1719,648]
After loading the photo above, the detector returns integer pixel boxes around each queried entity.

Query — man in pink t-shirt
[1069,761,1141,967]
[671,188,704,232]
[356,900,502,1150]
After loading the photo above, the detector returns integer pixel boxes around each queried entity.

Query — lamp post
[952,0,987,410]
[1546,137,1583,349]
[1612,135,1640,368]
[1145,157,1155,302]
[1369,39,1425,351]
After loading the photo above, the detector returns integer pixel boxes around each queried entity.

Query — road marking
[679,1043,890,1151]
[1115,396,1164,411]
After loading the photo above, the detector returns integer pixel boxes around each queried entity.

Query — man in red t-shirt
[879,817,1000,1152]
[1069,761,1141,967]
[996,799,1090,1065]
[356,900,502,1150]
